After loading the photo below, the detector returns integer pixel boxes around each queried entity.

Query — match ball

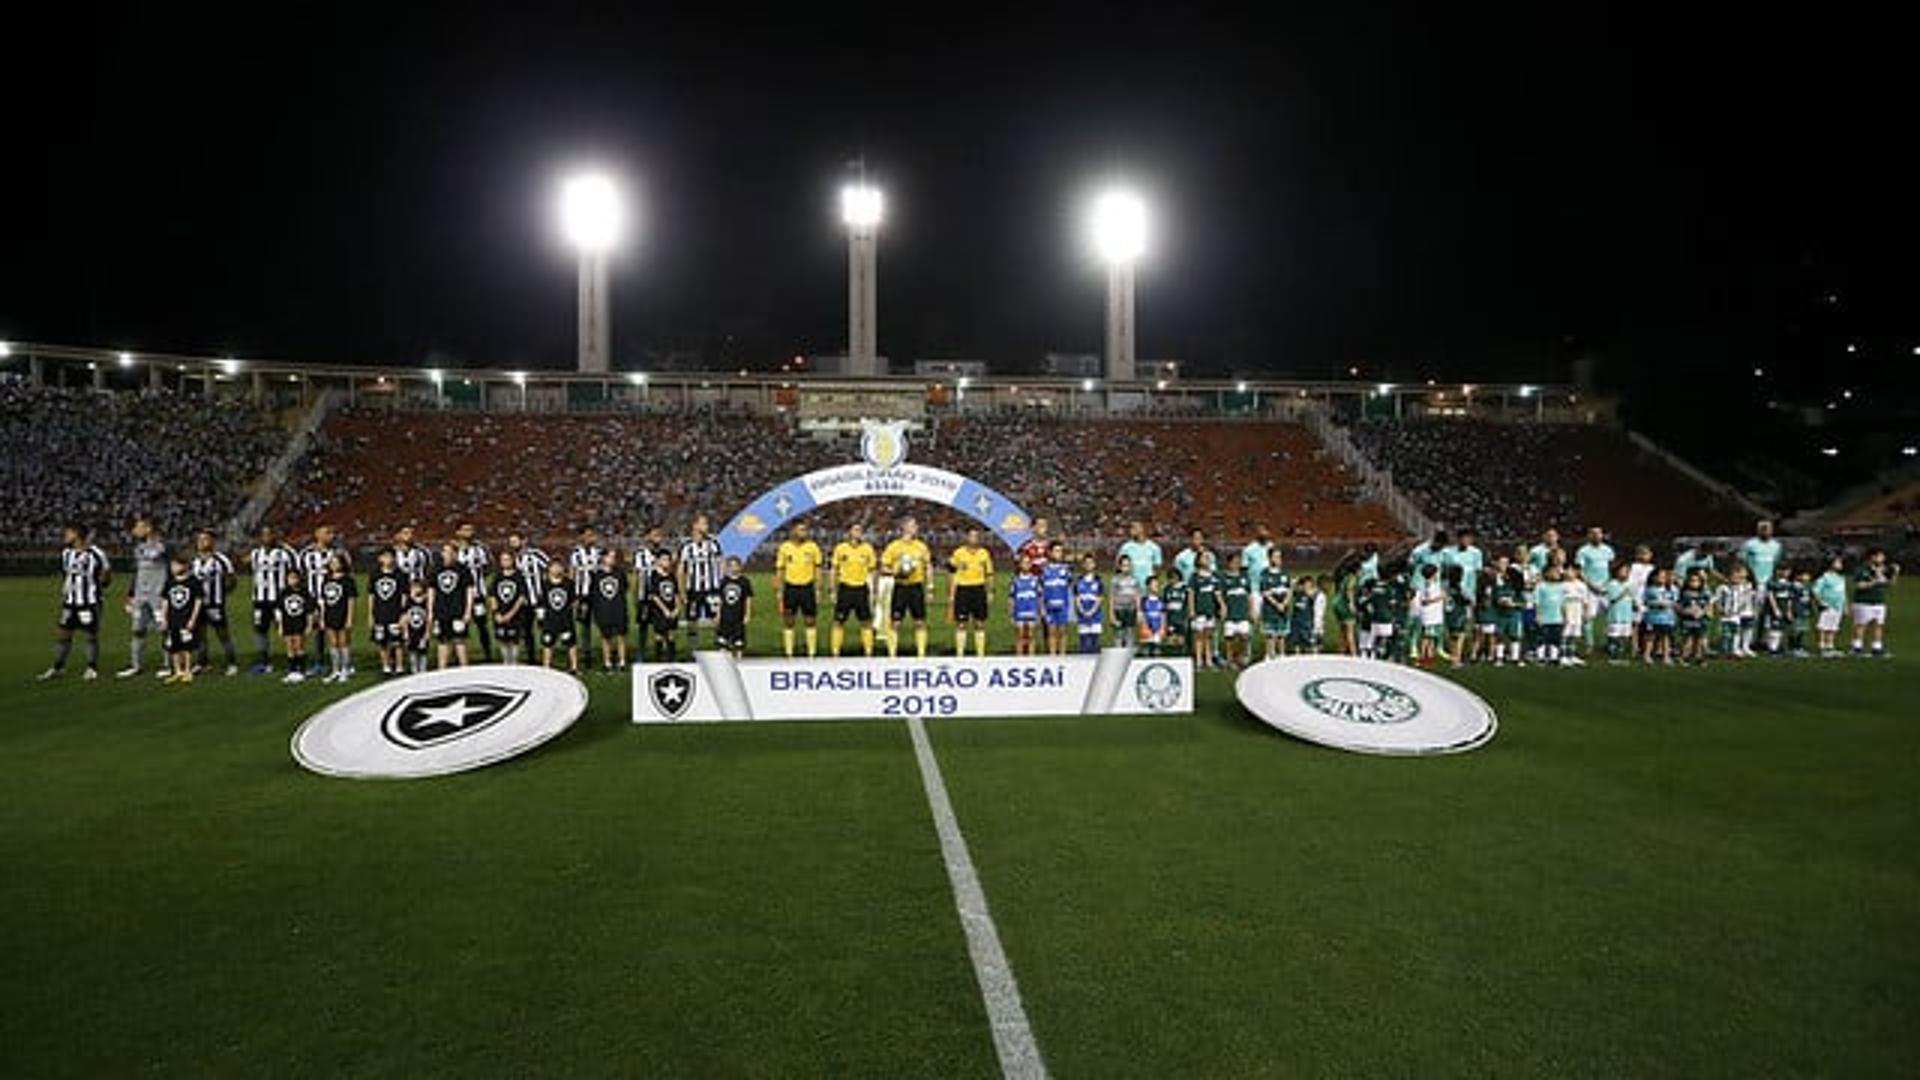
[899,554,918,574]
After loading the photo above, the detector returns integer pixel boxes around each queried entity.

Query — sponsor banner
[633,648,1192,722]
[291,667,589,779]
[1235,655,1497,756]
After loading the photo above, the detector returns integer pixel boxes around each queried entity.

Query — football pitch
[2,574,1915,1077]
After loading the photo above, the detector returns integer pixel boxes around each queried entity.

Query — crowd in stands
[1346,417,1754,542]
[273,407,1400,551]
[0,383,287,548]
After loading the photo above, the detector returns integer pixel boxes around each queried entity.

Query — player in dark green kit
[1161,571,1190,658]
[1677,570,1712,664]
[1218,554,1253,668]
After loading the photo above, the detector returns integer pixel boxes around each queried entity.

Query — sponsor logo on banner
[1236,656,1496,756]
[292,667,589,779]
[632,648,1193,723]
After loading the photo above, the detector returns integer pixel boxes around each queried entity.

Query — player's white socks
[1358,629,1375,655]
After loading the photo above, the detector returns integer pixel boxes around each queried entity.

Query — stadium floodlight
[1845,343,1858,354]
[1903,445,1918,457]
[219,358,241,375]
[1090,189,1148,264]
[1376,382,1393,397]
[1155,378,1168,391]
[1081,377,1096,393]
[841,181,883,377]
[957,375,972,389]
[1518,384,1536,398]
[840,183,884,231]
[558,171,626,374]
[511,371,527,386]
[1088,187,1148,383]
[559,173,624,254]
[1820,447,1839,457]
[627,371,648,386]
[1235,380,1249,394]
[117,351,134,368]
[0,341,11,358]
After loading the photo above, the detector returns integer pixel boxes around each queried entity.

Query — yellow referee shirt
[776,539,823,585]
[881,538,933,585]
[949,545,992,587]
[832,541,876,587]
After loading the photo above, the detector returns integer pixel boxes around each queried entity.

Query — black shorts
[163,624,196,654]
[952,584,989,623]
[595,613,629,638]
[371,623,397,646]
[834,584,872,623]
[541,624,575,648]
[252,600,278,633]
[323,609,350,633]
[494,620,522,644]
[435,617,469,642]
[686,589,718,623]
[782,583,818,618]
[201,604,227,628]
[717,622,746,651]
[649,611,679,635]
[891,582,927,621]
[59,603,101,632]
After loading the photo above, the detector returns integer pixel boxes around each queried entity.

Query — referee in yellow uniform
[880,517,933,658]
[948,527,994,657]
[830,522,878,656]
[775,522,823,657]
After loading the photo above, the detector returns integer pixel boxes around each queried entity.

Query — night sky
[4,6,1908,392]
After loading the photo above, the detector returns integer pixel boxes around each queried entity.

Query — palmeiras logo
[1299,677,1420,725]
[648,669,696,720]
[860,419,909,471]
[1133,662,1183,711]
[380,685,532,749]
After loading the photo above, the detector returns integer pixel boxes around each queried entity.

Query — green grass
[2,574,1915,1077]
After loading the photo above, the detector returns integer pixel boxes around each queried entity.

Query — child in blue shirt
[1073,554,1105,654]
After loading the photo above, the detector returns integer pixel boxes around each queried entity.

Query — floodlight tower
[1090,189,1147,383]
[841,181,884,377]
[558,173,625,374]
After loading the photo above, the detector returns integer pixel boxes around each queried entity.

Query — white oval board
[291,667,589,779]
[1235,656,1497,755]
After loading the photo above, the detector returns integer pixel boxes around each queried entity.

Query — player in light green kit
[1532,564,1570,666]
[1603,562,1638,662]
[1812,557,1848,657]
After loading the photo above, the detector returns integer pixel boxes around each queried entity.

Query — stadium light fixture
[558,170,626,375]
[1236,380,1249,393]
[426,368,444,385]
[1845,343,1858,354]
[1081,377,1096,393]
[840,183,884,231]
[117,351,134,368]
[1820,447,1839,457]
[1155,378,1168,391]
[559,173,625,254]
[1753,367,1764,377]
[219,358,241,375]
[1902,445,1917,457]
[1089,189,1148,264]
[511,371,527,386]
[1518,384,1536,398]
[957,375,972,389]
[0,341,11,358]
[1843,389,1854,399]
[627,372,648,386]
[1376,382,1393,397]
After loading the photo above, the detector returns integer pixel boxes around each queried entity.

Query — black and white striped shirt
[249,544,298,603]
[300,544,347,595]
[457,542,491,601]
[393,544,432,584]
[632,545,662,599]
[192,551,236,609]
[515,546,550,598]
[569,545,603,598]
[61,545,110,607]
[679,536,724,593]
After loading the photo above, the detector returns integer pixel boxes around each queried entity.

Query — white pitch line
[906,716,1049,1080]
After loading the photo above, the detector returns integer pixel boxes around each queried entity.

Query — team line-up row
[33,515,1900,684]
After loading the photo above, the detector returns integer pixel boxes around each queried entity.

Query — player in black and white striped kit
[507,532,549,602]
[631,523,668,660]
[299,525,350,675]
[191,529,239,675]
[569,526,605,654]
[39,524,112,681]
[247,524,298,673]
[454,523,494,662]
[678,514,725,652]
[392,524,433,585]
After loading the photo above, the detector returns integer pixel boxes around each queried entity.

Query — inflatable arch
[716,422,1036,562]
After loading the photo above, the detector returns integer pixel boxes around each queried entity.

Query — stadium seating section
[1345,417,1754,542]
[0,384,288,548]
[273,408,1400,549]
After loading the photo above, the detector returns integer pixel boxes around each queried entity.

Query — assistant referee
[775,522,822,658]
[948,527,994,658]
[830,522,878,657]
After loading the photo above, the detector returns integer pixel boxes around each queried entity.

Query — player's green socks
[915,627,927,658]
[804,627,817,657]
[974,630,987,657]
[782,628,795,657]
[861,628,874,656]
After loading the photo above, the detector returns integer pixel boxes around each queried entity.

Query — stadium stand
[273,407,1400,551]
[1345,417,1755,542]
[0,384,289,547]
